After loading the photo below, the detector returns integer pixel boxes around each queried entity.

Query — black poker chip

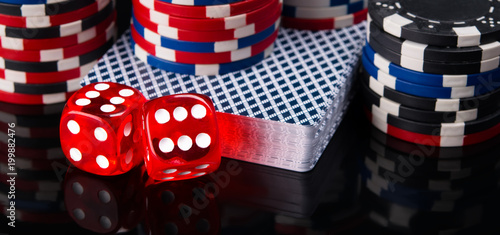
[368,0,500,47]
[368,35,500,75]
[368,21,500,63]
[361,80,499,124]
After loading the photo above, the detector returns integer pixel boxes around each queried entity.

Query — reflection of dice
[143,94,221,181]
[60,82,146,175]
[63,166,145,233]
[143,178,220,234]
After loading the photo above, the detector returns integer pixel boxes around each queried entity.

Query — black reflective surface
[1,85,499,234]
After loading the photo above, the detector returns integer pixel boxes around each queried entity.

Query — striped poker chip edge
[131,35,274,76]
[360,78,499,124]
[366,37,500,75]
[0,2,114,39]
[281,8,367,30]
[282,1,367,19]
[367,21,500,63]
[131,25,278,64]
[368,0,500,47]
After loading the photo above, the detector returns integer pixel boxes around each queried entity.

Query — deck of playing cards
[81,23,366,172]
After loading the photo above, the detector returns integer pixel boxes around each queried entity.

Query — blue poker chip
[132,15,279,53]
[131,37,274,76]
[155,0,243,6]
[361,50,500,99]
[363,41,500,88]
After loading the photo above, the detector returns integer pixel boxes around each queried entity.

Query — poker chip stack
[0,0,117,105]
[359,127,500,233]
[0,102,71,228]
[281,0,368,30]
[361,0,500,147]
[130,0,282,76]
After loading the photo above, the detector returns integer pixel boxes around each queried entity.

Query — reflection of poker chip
[0,121,59,138]
[0,163,61,181]
[0,155,66,171]
[0,131,60,148]
[0,173,62,192]
[0,204,71,224]
[0,142,65,160]
[362,189,500,234]
[0,182,62,202]
[0,191,65,213]
[0,110,60,127]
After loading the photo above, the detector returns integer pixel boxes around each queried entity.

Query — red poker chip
[133,4,281,42]
[134,0,280,31]
[144,0,269,19]
[282,8,367,30]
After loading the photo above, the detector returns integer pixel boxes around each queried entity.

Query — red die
[143,94,221,181]
[60,82,146,175]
